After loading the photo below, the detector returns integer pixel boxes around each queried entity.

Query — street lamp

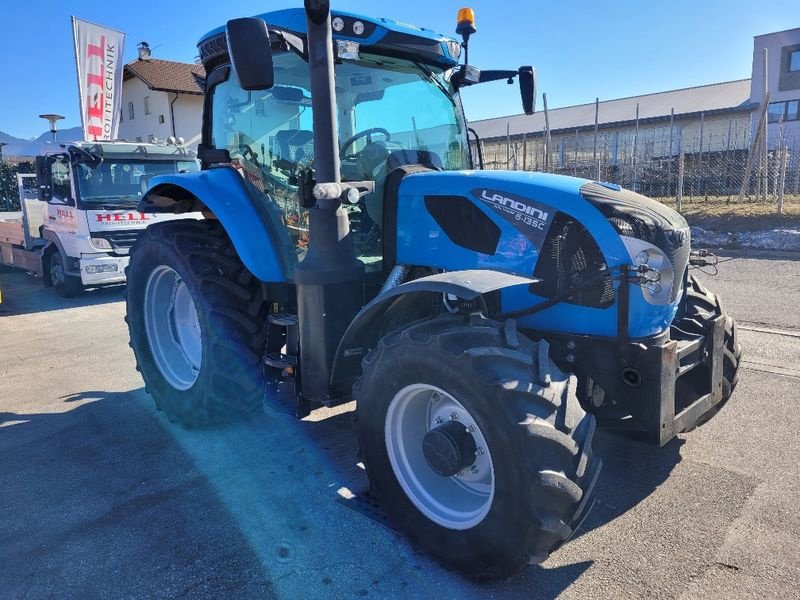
[39,114,65,143]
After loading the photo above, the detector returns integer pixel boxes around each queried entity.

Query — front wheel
[49,251,82,297]
[354,316,600,579]
[674,274,742,425]
[125,220,269,426]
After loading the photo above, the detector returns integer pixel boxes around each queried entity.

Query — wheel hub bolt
[466,424,475,433]
[434,416,444,425]
[449,412,458,420]
[475,447,484,456]
[431,392,440,402]
[470,465,480,474]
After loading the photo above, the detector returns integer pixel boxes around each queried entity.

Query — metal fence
[477,115,800,211]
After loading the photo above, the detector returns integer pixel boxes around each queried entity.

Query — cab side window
[50,157,73,205]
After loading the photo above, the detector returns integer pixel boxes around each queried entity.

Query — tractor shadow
[0,266,124,316]
[2,381,682,598]
[0,390,274,599]
[289,405,674,595]
[299,406,683,597]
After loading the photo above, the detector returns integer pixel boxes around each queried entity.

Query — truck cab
[33,141,201,295]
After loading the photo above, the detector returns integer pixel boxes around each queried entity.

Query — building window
[128,101,135,120]
[791,50,800,72]
[788,100,799,122]
[158,114,165,124]
[768,101,785,123]
[768,99,800,123]
[144,96,151,115]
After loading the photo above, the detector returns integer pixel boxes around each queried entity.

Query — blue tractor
[126,2,741,578]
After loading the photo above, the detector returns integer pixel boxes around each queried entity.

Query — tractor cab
[196,8,529,276]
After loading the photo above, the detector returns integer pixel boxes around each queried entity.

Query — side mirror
[226,18,274,91]
[35,156,52,202]
[518,66,536,115]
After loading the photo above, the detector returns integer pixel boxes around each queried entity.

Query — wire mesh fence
[477,115,800,211]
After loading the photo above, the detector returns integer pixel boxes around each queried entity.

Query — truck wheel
[354,315,600,579]
[125,220,269,426]
[674,274,742,425]
[49,250,82,297]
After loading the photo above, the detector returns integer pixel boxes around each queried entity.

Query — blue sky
[0,0,796,138]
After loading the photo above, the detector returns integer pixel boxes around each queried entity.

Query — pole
[506,123,511,169]
[574,129,579,176]
[677,148,685,212]
[543,93,551,172]
[632,103,640,191]
[522,133,527,171]
[697,112,705,199]
[763,48,769,201]
[593,97,599,165]
[667,108,675,196]
[738,91,770,202]
[777,146,788,215]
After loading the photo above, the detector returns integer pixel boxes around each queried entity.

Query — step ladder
[263,312,311,418]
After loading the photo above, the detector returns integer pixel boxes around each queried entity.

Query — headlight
[445,40,462,61]
[620,236,674,305]
[91,237,112,250]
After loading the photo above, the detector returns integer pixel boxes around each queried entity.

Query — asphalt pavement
[1,252,798,599]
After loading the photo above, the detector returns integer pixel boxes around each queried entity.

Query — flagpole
[71,16,87,142]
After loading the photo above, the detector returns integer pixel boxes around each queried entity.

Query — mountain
[33,127,83,145]
[0,126,84,159]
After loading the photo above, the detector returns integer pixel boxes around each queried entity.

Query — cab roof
[199,8,461,68]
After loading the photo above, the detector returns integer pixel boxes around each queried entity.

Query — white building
[118,44,205,148]
[751,27,800,147]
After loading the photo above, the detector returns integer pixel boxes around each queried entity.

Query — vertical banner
[72,17,126,141]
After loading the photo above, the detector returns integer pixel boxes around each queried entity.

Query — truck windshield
[210,50,469,268]
[75,159,198,208]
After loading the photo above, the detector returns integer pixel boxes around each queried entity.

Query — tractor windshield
[210,50,469,270]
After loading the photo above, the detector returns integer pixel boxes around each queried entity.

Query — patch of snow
[691,226,800,252]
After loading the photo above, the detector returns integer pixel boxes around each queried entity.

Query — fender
[329,269,536,401]
[40,230,73,278]
[139,167,296,282]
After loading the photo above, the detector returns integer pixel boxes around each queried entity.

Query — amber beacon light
[456,7,476,36]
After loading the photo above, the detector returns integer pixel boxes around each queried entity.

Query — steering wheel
[340,128,391,159]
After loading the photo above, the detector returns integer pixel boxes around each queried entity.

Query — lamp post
[39,114,65,143]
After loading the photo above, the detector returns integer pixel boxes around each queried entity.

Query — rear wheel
[126,220,269,426]
[49,251,82,297]
[354,315,600,579]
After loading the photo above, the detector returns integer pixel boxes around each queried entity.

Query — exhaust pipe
[294,0,365,406]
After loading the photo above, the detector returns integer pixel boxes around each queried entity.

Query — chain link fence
[477,115,800,210]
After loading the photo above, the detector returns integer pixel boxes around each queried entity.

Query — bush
[0,160,35,211]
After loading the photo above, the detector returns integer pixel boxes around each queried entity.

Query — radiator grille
[530,212,614,308]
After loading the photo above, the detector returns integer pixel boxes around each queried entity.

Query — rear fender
[329,269,537,401]
[139,167,294,282]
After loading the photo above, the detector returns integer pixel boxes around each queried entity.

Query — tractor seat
[363,150,444,231]
[386,150,443,172]
[274,129,314,169]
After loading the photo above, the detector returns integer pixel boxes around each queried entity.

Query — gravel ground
[0,253,798,599]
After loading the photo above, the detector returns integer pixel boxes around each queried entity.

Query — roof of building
[124,58,205,95]
[471,79,754,140]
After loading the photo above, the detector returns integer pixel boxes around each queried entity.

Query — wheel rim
[50,255,64,287]
[384,384,495,530]
[143,266,202,390]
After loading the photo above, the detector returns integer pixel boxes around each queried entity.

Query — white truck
[0,141,201,297]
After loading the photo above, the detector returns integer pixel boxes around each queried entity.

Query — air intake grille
[530,212,614,308]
